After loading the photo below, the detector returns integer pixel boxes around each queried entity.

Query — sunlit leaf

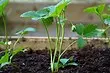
[84,4,105,15]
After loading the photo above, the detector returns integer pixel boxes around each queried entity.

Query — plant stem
[52,18,61,63]
[13,36,21,49]
[2,12,8,50]
[42,19,53,72]
[59,40,76,58]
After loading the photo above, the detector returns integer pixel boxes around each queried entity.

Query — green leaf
[84,7,98,14]
[12,47,23,56]
[83,24,97,36]
[21,7,49,20]
[84,29,105,37]
[84,4,105,15]
[0,62,10,68]
[42,17,53,26]
[0,53,9,64]
[48,0,71,17]
[0,0,8,14]
[67,62,78,66]
[77,37,87,48]
[96,4,105,14]
[102,14,110,20]
[104,18,110,25]
[0,41,5,45]
[60,58,69,65]
[20,11,39,18]
[16,27,36,35]
[75,24,84,35]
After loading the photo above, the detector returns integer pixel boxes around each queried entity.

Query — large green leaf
[0,0,8,15]
[21,8,49,20]
[77,37,87,48]
[84,4,105,15]
[84,29,105,37]
[83,24,97,36]
[48,0,71,17]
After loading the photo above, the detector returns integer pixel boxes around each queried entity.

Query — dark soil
[1,44,110,73]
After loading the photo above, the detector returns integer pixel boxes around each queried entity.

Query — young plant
[21,0,78,72]
[84,4,110,38]
[0,0,36,69]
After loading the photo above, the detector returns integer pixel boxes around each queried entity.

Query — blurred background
[0,0,109,37]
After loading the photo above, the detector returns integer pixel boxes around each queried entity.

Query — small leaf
[75,24,85,35]
[16,27,36,35]
[77,37,87,48]
[67,62,78,66]
[104,18,110,25]
[60,58,69,65]
[96,4,105,14]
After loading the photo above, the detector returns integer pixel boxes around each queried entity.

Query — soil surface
[1,44,110,73]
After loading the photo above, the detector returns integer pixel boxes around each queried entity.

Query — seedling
[0,0,36,69]
[84,4,110,43]
[21,0,106,73]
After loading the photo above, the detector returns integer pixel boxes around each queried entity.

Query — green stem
[42,19,53,72]
[59,40,76,58]
[2,12,8,50]
[13,37,21,49]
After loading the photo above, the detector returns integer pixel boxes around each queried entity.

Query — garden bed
[0,37,109,73]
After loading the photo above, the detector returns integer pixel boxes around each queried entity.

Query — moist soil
[0,43,110,73]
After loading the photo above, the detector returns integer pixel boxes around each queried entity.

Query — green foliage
[0,47,24,68]
[104,18,110,25]
[77,36,87,48]
[54,57,78,69]
[21,0,71,22]
[84,4,105,15]
[72,24,105,48]
[0,0,8,15]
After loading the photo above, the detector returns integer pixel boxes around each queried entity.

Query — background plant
[0,0,36,69]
